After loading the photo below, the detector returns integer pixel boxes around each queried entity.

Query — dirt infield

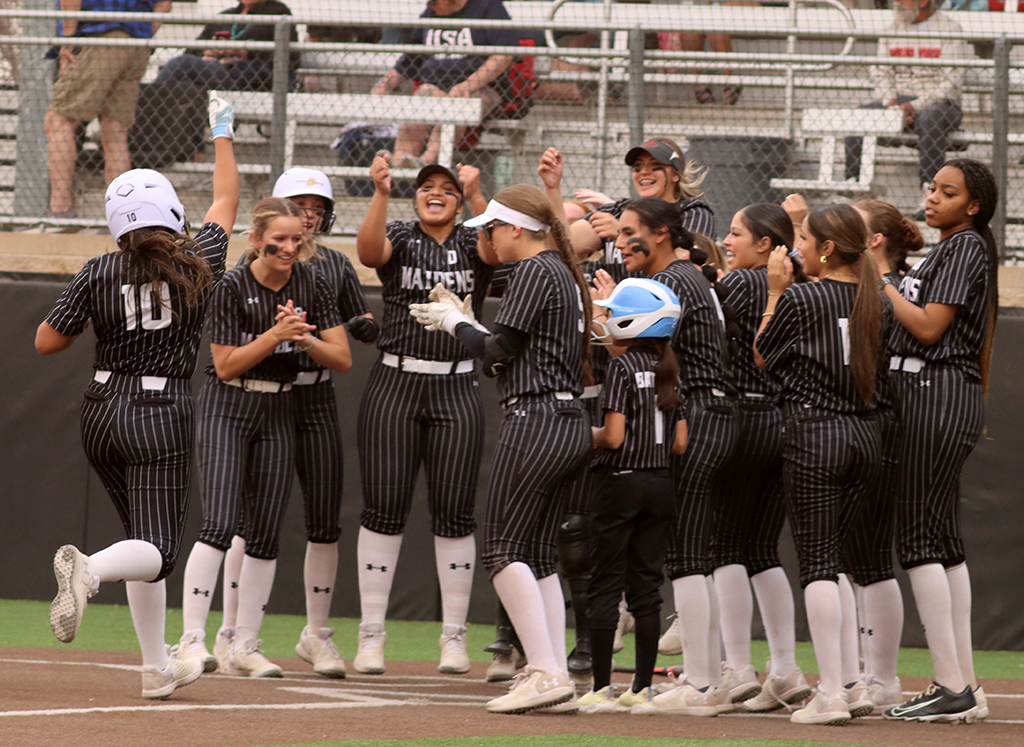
[2,648,1021,747]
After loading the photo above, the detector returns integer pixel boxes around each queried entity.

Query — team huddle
[35,95,997,725]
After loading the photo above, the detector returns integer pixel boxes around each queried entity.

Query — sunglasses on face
[482,220,508,242]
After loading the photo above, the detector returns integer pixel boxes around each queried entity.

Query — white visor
[464,199,549,233]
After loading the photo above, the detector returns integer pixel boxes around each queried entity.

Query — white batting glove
[428,283,487,333]
[410,299,471,336]
[209,94,235,140]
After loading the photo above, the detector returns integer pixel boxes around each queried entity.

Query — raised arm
[356,154,395,268]
[457,164,498,266]
[203,95,240,235]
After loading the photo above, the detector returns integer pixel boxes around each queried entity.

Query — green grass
[3,598,1024,679]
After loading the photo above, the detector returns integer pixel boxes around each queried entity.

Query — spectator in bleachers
[845,0,967,192]
[154,0,300,95]
[44,0,171,219]
[370,0,522,167]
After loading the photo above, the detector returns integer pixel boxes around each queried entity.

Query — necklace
[826,272,858,282]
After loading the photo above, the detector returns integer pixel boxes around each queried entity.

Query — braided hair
[944,158,999,393]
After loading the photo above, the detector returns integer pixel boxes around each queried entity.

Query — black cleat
[883,682,977,723]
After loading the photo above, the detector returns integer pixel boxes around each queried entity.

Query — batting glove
[410,299,472,336]
[346,315,380,343]
[427,283,487,333]
[209,94,235,140]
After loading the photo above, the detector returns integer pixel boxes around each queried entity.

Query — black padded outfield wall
[2,279,1023,651]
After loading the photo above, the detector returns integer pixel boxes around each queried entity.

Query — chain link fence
[2,0,1023,256]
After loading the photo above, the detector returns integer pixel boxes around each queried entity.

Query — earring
[820,254,828,265]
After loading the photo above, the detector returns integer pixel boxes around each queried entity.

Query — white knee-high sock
[946,562,976,689]
[537,573,569,677]
[357,527,403,628]
[706,575,722,686]
[714,564,752,670]
[221,535,245,630]
[89,540,163,586]
[838,574,860,685]
[182,542,226,633]
[672,575,711,689]
[235,555,277,646]
[908,563,965,692]
[434,534,476,628]
[492,562,558,673]
[751,566,797,675]
[127,580,168,669]
[860,578,903,686]
[305,541,339,631]
[804,580,843,697]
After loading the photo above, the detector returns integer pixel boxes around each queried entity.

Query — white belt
[581,384,603,400]
[890,356,926,373]
[382,352,474,375]
[294,370,331,386]
[503,391,574,408]
[94,370,167,391]
[224,378,292,393]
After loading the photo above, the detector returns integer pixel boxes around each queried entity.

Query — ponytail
[653,339,684,412]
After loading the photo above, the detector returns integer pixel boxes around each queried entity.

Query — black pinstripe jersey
[595,196,717,244]
[493,250,585,402]
[653,259,728,395]
[205,261,343,383]
[877,270,903,410]
[888,229,990,380]
[46,222,229,379]
[238,244,370,373]
[594,346,683,470]
[378,221,494,361]
[758,279,889,414]
[719,266,780,397]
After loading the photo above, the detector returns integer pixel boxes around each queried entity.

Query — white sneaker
[438,624,471,674]
[353,622,386,674]
[486,647,526,683]
[142,655,204,699]
[214,628,245,676]
[296,626,346,679]
[974,685,989,721]
[657,615,682,656]
[613,603,635,654]
[50,545,97,643]
[651,679,718,716]
[578,685,620,713]
[711,683,734,714]
[535,696,580,714]
[791,689,851,725]
[866,676,903,712]
[742,667,812,712]
[174,629,218,673]
[618,686,658,715]
[485,666,575,714]
[845,680,874,718]
[720,664,762,704]
[229,638,283,678]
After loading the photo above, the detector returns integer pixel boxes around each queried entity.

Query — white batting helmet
[273,167,336,233]
[105,169,187,242]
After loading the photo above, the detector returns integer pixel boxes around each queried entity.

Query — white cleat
[296,626,347,678]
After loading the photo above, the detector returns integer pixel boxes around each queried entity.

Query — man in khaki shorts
[44,0,171,218]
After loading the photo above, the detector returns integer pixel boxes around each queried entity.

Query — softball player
[353,155,497,675]
[592,198,735,715]
[567,138,716,263]
[205,168,375,679]
[176,196,352,678]
[755,204,888,725]
[38,95,240,698]
[839,198,925,712]
[411,184,593,714]
[577,278,687,713]
[880,159,998,723]
[711,203,812,713]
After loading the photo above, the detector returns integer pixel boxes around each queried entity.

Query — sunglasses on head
[482,220,508,242]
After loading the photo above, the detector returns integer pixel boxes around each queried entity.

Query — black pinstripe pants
[554,391,602,517]
[357,360,483,538]
[780,406,881,588]
[710,397,786,576]
[891,366,985,570]
[196,379,296,559]
[80,373,195,582]
[293,380,344,544]
[482,398,592,578]
[665,392,738,579]
[841,407,901,586]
